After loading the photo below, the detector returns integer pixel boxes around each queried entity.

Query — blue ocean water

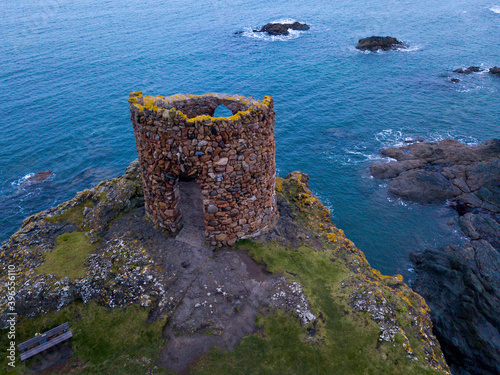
[1,0,499,277]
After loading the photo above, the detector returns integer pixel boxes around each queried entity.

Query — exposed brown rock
[453,66,483,74]
[370,139,500,209]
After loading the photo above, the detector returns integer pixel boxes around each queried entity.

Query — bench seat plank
[18,322,70,351]
[20,331,73,361]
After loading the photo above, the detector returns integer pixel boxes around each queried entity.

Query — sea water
[1,0,499,278]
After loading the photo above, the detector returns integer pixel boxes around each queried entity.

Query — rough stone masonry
[129,92,279,246]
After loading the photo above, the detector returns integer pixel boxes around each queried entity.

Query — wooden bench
[18,322,73,361]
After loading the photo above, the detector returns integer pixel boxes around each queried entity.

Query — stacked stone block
[129,92,278,246]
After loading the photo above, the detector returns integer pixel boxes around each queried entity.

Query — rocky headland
[370,139,500,375]
[0,161,449,374]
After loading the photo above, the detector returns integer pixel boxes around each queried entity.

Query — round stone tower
[129,92,278,246]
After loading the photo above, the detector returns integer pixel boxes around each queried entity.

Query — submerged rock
[355,36,406,51]
[20,170,53,187]
[254,21,310,36]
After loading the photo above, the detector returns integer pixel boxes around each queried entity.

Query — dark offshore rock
[355,36,406,51]
[490,66,500,76]
[371,139,500,374]
[254,22,310,36]
[453,66,483,74]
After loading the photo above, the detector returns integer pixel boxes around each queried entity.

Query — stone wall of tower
[129,92,278,246]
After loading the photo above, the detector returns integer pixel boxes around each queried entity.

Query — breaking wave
[490,6,500,13]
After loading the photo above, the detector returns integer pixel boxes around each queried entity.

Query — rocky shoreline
[370,139,500,375]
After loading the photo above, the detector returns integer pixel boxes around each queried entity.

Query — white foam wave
[457,86,482,93]
[327,129,479,169]
[374,129,478,148]
[456,72,497,92]
[326,145,385,166]
[353,42,420,54]
[375,129,406,147]
[11,173,34,187]
[399,44,421,52]
[242,27,303,42]
[270,18,297,24]
[490,5,500,13]
[387,196,410,207]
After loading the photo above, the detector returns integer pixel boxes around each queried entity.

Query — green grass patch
[0,301,167,374]
[35,231,96,278]
[99,191,108,202]
[44,200,94,226]
[192,240,440,374]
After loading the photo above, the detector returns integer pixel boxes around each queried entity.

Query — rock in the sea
[20,170,53,187]
[489,66,500,76]
[453,66,483,74]
[254,21,310,36]
[355,36,406,51]
[451,78,460,83]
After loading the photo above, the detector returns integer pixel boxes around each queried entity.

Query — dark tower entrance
[175,180,206,247]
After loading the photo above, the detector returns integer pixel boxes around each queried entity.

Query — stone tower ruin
[129,92,279,246]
